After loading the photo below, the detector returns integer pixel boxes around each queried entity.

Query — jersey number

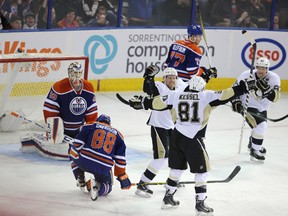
[91,129,116,154]
[178,101,200,122]
[170,51,185,67]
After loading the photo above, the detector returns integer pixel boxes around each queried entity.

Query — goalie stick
[10,112,73,144]
[238,30,257,154]
[131,165,241,186]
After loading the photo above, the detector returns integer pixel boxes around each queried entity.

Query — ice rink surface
[0,92,287,216]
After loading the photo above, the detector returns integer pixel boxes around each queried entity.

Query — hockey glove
[143,65,159,80]
[231,98,243,114]
[117,173,131,190]
[239,79,255,94]
[200,67,217,82]
[129,95,144,110]
[255,79,273,98]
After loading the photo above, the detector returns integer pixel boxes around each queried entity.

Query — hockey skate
[248,137,266,154]
[135,180,153,198]
[250,149,265,162]
[161,189,180,209]
[76,175,86,192]
[195,195,214,216]
[89,178,100,201]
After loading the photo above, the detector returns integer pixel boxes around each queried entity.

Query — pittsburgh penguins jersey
[147,79,187,129]
[43,78,98,138]
[236,69,281,112]
[166,88,236,139]
[165,39,203,81]
[69,122,127,177]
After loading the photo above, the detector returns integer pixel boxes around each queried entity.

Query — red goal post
[0,53,89,119]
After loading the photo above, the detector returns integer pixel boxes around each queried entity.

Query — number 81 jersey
[167,88,235,139]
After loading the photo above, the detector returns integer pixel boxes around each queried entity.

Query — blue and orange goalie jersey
[165,39,205,81]
[43,78,98,138]
[69,122,127,177]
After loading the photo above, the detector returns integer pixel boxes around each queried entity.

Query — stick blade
[116,93,130,105]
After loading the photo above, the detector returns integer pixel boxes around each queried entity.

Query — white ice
[0,92,287,216]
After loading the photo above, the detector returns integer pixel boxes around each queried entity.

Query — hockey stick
[225,104,288,122]
[116,93,130,105]
[131,165,241,186]
[238,30,257,154]
[10,112,73,143]
[196,0,213,68]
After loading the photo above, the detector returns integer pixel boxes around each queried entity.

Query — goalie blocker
[20,116,69,160]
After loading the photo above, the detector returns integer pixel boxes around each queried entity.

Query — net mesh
[0,54,89,121]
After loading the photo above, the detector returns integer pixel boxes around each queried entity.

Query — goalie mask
[68,62,83,82]
[97,114,111,125]
[256,57,270,69]
[188,76,206,92]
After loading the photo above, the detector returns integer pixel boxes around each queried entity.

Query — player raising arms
[231,57,281,162]
[164,24,217,83]
[68,114,131,201]
[43,62,98,139]
[128,67,255,214]
[135,66,187,198]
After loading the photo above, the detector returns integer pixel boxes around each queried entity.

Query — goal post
[0,53,89,127]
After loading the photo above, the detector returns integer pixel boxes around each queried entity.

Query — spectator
[22,11,37,29]
[233,11,258,27]
[9,15,22,29]
[127,0,153,26]
[273,11,280,30]
[85,5,110,27]
[161,0,191,26]
[37,0,57,29]
[248,0,268,28]
[0,0,23,21]
[53,0,83,23]
[210,0,250,27]
[57,7,79,28]
[81,0,117,26]
[0,8,11,29]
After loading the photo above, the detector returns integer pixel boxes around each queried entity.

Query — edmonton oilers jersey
[43,78,98,138]
[69,122,127,177]
[165,39,203,81]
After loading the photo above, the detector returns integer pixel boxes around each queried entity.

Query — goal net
[0,53,89,129]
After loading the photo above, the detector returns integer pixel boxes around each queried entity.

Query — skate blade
[161,202,179,210]
[195,211,214,216]
[135,189,152,198]
[250,156,265,163]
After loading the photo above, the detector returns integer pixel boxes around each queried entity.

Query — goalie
[43,62,98,139]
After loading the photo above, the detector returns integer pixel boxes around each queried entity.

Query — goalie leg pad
[0,112,23,131]
[46,117,64,144]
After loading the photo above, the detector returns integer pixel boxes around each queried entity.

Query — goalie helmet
[187,25,202,37]
[68,62,83,82]
[188,76,206,92]
[256,57,270,68]
[97,114,111,125]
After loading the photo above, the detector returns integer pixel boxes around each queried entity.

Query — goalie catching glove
[117,173,131,190]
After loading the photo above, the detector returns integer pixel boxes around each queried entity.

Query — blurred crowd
[0,0,287,30]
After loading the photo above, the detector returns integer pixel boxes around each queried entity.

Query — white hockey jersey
[236,69,281,112]
[166,89,234,139]
[147,79,187,129]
